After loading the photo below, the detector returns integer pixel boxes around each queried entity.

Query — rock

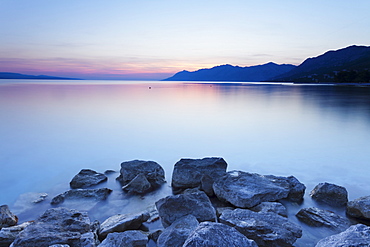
[264,175,306,202]
[122,173,152,194]
[250,202,288,217]
[155,191,217,228]
[200,174,215,196]
[117,160,165,193]
[183,221,258,247]
[346,195,370,220]
[51,188,112,205]
[0,221,32,247]
[98,231,148,247]
[310,182,348,207]
[98,211,150,240]
[0,205,18,228]
[220,208,302,247]
[171,157,227,194]
[213,171,290,208]
[104,170,116,175]
[157,215,199,247]
[70,169,108,189]
[49,245,70,247]
[315,224,370,247]
[296,207,351,232]
[148,230,162,243]
[10,207,95,247]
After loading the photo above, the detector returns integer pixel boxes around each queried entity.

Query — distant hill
[0,72,79,80]
[163,62,296,82]
[272,45,370,83]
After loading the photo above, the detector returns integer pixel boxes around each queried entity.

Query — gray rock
[0,221,32,247]
[310,182,348,207]
[220,208,302,247]
[171,157,227,194]
[155,191,217,228]
[98,231,148,247]
[70,169,107,189]
[315,224,370,247]
[49,245,70,247]
[117,160,165,192]
[157,215,199,247]
[213,171,290,208]
[183,221,258,247]
[51,188,112,205]
[148,230,162,243]
[10,207,95,247]
[264,175,306,202]
[98,211,150,240]
[346,195,370,220]
[296,207,351,232]
[122,173,152,194]
[0,205,18,228]
[250,202,288,217]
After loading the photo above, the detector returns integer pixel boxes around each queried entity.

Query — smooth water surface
[1,80,370,245]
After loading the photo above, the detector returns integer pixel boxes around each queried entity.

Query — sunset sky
[1,0,370,80]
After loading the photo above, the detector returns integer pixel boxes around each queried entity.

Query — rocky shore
[1,157,370,246]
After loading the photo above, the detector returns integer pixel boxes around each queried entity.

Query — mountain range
[0,72,78,80]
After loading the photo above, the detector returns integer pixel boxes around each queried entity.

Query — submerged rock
[51,188,112,205]
[220,208,302,247]
[315,224,370,247]
[346,195,370,220]
[122,173,152,194]
[70,169,107,189]
[98,231,148,247]
[183,222,258,247]
[0,221,32,246]
[0,205,18,228]
[213,171,290,208]
[171,157,227,194]
[155,191,216,228]
[310,182,348,207]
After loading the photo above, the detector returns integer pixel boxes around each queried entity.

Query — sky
[0,0,370,80]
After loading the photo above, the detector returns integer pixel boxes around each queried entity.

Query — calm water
[1,80,370,245]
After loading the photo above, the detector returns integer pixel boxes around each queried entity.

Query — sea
[1,79,370,246]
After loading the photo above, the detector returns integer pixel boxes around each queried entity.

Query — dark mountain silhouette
[0,72,80,80]
[163,62,296,82]
[272,45,370,83]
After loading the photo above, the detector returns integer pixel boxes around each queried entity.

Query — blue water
[1,80,370,245]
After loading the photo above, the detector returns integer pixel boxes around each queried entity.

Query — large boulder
[183,222,258,247]
[0,205,18,228]
[157,215,199,247]
[250,202,288,217]
[264,175,306,202]
[122,173,152,194]
[310,182,348,207]
[296,207,351,232]
[51,188,112,205]
[220,208,302,247]
[0,221,32,246]
[98,211,150,240]
[117,160,165,193]
[171,157,227,194]
[213,171,290,208]
[10,207,96,247]
[315,224,370,247]
[98,231,148,247]
[70,169,107,189]
[346,195,370,220]
[155,191,216,228]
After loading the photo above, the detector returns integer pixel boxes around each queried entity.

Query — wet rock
[0,205,18,228]
[346,195,370,220]
[98,211,150,240]
[70,169,107,189]
[183,221,258,247]
[315,224,370,247]
[10,207,95,247]
[51,188,112,205]
[264,175,306,202]
[0,221,32,247]
[155,191,216,228]
[157,215,199,247]
[171,157,227,194]
[148,230,162,243]
[250,202,288,217]
[220,208,302,247]
[310,182,348,207]
[49,245,70,247]
[117,160,165,193]
[122,173,152,194]
[98,231,148,247]
[296,207,351,232]
[213,171,289,208]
